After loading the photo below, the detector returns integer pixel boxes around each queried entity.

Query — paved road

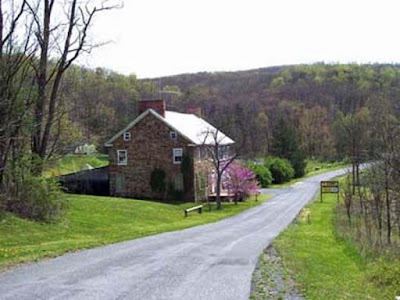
[0,169,350,300]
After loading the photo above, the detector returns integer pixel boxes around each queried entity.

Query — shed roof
[104,109,235,147]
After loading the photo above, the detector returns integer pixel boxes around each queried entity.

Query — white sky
[83,0,400,79]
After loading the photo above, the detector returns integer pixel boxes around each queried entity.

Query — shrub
[5,176,67,222]
[166,183,184,203]
[248,163,272,187]
[265,157,295,184]
[150,168,166,193]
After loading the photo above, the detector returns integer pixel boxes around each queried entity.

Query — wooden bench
[184,205,203,217]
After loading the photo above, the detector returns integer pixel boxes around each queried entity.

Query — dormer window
[123,132,131,141]
[170,131,177,140]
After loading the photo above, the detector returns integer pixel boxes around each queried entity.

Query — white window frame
[117,150,128,165]
[123,132,131,141]
[170,131,177,140]
[173,148,183,164]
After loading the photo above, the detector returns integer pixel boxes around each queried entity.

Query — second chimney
[138,99,166,117]
[186,107,202,118]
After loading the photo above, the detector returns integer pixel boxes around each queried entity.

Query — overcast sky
[83,0,400,78]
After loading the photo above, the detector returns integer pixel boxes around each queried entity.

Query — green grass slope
[44,154,109,177]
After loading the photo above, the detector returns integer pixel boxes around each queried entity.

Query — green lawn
[273,194,384,299]
[0,194,266,270]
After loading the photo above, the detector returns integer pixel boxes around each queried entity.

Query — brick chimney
[186,107,202,118]
[138,99,166,117]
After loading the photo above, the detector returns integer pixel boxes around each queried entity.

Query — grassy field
[44,154,109,177]
[273,193,387,299]
[305,159,348,176]
[0,194,266,271]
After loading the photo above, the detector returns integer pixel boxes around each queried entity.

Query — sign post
[320,181,339,202]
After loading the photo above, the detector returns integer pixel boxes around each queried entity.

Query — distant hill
[140,63,400,158]
[141,65,289,101]
[142,65,288,86]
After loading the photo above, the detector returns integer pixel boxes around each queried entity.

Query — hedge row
[248,157,295,186]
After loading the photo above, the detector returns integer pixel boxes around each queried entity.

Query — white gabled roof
[164,111,234,146]
[104,109,235,147]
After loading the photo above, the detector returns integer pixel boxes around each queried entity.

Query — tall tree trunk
[375,193,383,246]
[385,177,391,245]
[0,0,3,54]
[216,173,222,210]
[0,0,4,188]
[32,0,52,174]
[351,139,356,195]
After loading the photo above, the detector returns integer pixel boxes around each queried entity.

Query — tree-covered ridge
[143,64,400,159]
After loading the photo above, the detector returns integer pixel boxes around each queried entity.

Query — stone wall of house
[109,113,195,201]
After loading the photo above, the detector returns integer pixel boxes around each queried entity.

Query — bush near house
[247,163,273,187]
[264,157,295,184]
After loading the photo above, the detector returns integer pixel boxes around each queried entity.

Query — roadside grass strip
[273,193,383,300]
[0,194,266,270]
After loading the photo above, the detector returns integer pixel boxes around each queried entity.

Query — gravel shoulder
[250,246,304,300]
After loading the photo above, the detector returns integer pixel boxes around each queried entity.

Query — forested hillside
[55,64,400,161]
[141,64,400,159]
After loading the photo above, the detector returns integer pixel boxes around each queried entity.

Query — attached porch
[208,191,236,202]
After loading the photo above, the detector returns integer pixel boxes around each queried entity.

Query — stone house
[104,99,235,202]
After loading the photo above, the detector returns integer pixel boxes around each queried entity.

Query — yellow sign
[320,181,339,202]
[321,181,339,193]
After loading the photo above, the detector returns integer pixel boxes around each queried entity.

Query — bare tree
[26,0,120,173]
[339,101,400,248]
[201,128,236,210]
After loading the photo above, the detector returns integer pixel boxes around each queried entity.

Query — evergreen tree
[270,117,306,178]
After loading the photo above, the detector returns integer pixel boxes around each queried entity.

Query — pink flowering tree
[224,162,259,201]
